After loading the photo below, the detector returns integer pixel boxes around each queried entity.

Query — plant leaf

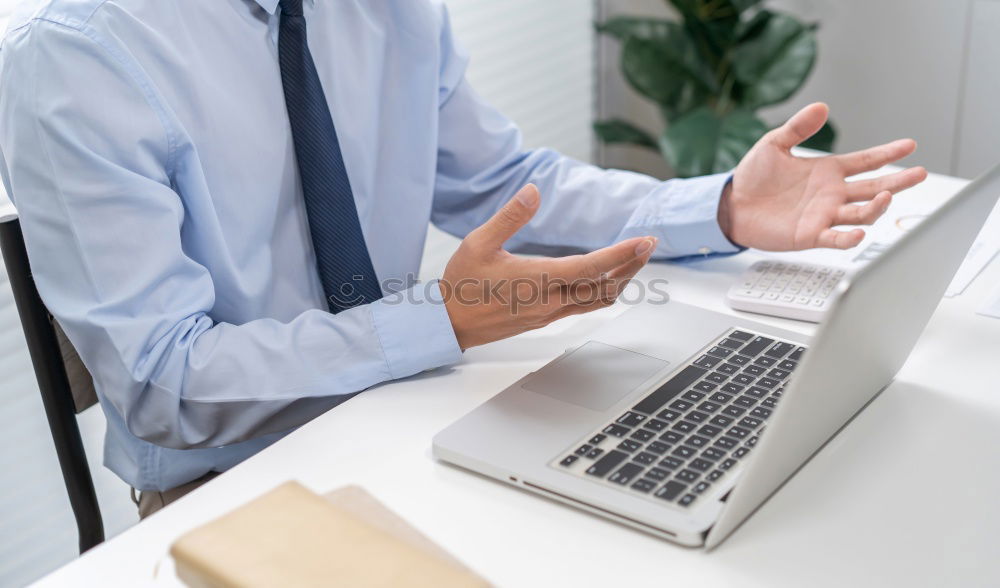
[595,16,675,42]
[732,12,817,108]
[620,31,716,117]
[659,107,767,177]
[593,119,658,149]
[799,119,837,152]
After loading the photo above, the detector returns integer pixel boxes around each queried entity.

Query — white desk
[37,171,1000,587]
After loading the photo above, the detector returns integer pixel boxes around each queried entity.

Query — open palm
[722,103,928,251]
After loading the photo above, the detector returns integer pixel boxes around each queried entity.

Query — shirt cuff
[619,172,744,259]
[369,281,463,379]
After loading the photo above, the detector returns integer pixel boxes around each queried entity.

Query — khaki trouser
[132,472,220,519]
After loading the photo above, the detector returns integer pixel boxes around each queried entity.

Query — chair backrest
[0,213,105,553]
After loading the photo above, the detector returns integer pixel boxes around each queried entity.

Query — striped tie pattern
[278,0,382,312]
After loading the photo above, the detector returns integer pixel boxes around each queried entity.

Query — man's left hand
[719,102,928,251]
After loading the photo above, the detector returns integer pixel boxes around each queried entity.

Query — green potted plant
[595,0,835,178]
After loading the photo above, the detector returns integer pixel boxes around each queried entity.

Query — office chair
[0,214,105,553]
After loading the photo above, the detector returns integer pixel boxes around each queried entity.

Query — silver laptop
[433,162,1000,548]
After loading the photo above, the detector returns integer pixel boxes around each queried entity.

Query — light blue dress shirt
[0,0,739,490]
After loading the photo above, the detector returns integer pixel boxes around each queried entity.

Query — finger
[846,166,927,201]
[837,139,917,175]
[766,102,829,150]
[545,236,656,282]
[815,227,865,250]
[836,191,892,226]
[564,246,653,303]
[466,184,540,250]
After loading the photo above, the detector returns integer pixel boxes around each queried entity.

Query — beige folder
[170,481,489,587]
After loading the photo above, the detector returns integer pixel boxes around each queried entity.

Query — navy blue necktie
[278,0,382,312]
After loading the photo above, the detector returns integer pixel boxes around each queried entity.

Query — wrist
[717,180,738,247]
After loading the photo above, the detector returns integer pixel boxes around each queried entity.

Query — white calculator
[726,260,848,322]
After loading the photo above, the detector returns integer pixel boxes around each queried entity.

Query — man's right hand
[440,184,657,350]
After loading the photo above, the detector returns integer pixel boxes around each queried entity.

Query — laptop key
[603,424,630,438]
[659,430,684,444]
[669,399,694,411]
[645,467,670,481]
[709,415,733,427]
[734,395,757,408]
[575,445,592,456]
[672,421,696,433]
[740,336,775,358]
[654,481,687,501]
[586,451,627,478]
[719,458,737,471]
[765,342,796,359]
[683,390,707,402]
[675,469,700,483]
[586,447,604,459]
[609,463,644,485]
[757,377,781,389]
[718,338,744,350]
[729,330,753,341]
[717,363,740,375]
[678,493,698,507]
[733,447,750,459]
[656,409,682,422]
[705,371,728,384]
[702,447,726,461]
[750,407,772,419]
[745,436,758,448]
[706,346,733,358]
[693,381,716,393]
[697,424,723,438]
[588,433,607,445]
[714,436,738,449]
[633,451,658,465]
[768,368,791,380]
[754,356,777,367]
[630,478,656,493]
[698,401,722,413]
[745,386,768,399]
[633,365,707,415]
[761,397,777,409]
[733,374,755,386]
[616,411,647,427]
[686,410,709,423]
[778,359,797,371]
[643,418,668,431]
[706,470,724,481]
[721,383,745,395]
[689,458,714,472]
[729,354,751,366]
[560,455,578,467]
[693,354,722,369]
[744,364,766,376]
[647,441,670,455]
[672,445,696,459]
[659,456,684,470]
[694,481,712,494]
[739,417,763,429]
[727,426,751,439]
[722,405,746,417]
[710,392,733,404]
[788,346,806,361]
[685,435,709,448]
[630,429,655,442]
[618,439,643,453]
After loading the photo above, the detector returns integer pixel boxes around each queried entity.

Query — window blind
[445,0,596,163]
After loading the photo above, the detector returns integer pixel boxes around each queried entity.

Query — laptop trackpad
[522,341,668,412]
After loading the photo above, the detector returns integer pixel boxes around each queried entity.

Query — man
[0,0,925,518]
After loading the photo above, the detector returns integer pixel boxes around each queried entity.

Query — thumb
[470,184,540,250]
[768,102,829,150]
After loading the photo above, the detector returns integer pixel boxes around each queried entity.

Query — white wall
[598,0,1000,180]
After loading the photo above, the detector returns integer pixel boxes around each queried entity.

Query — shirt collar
[253,0,315,16]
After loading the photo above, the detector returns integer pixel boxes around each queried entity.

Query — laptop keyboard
[553,329,806,510]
